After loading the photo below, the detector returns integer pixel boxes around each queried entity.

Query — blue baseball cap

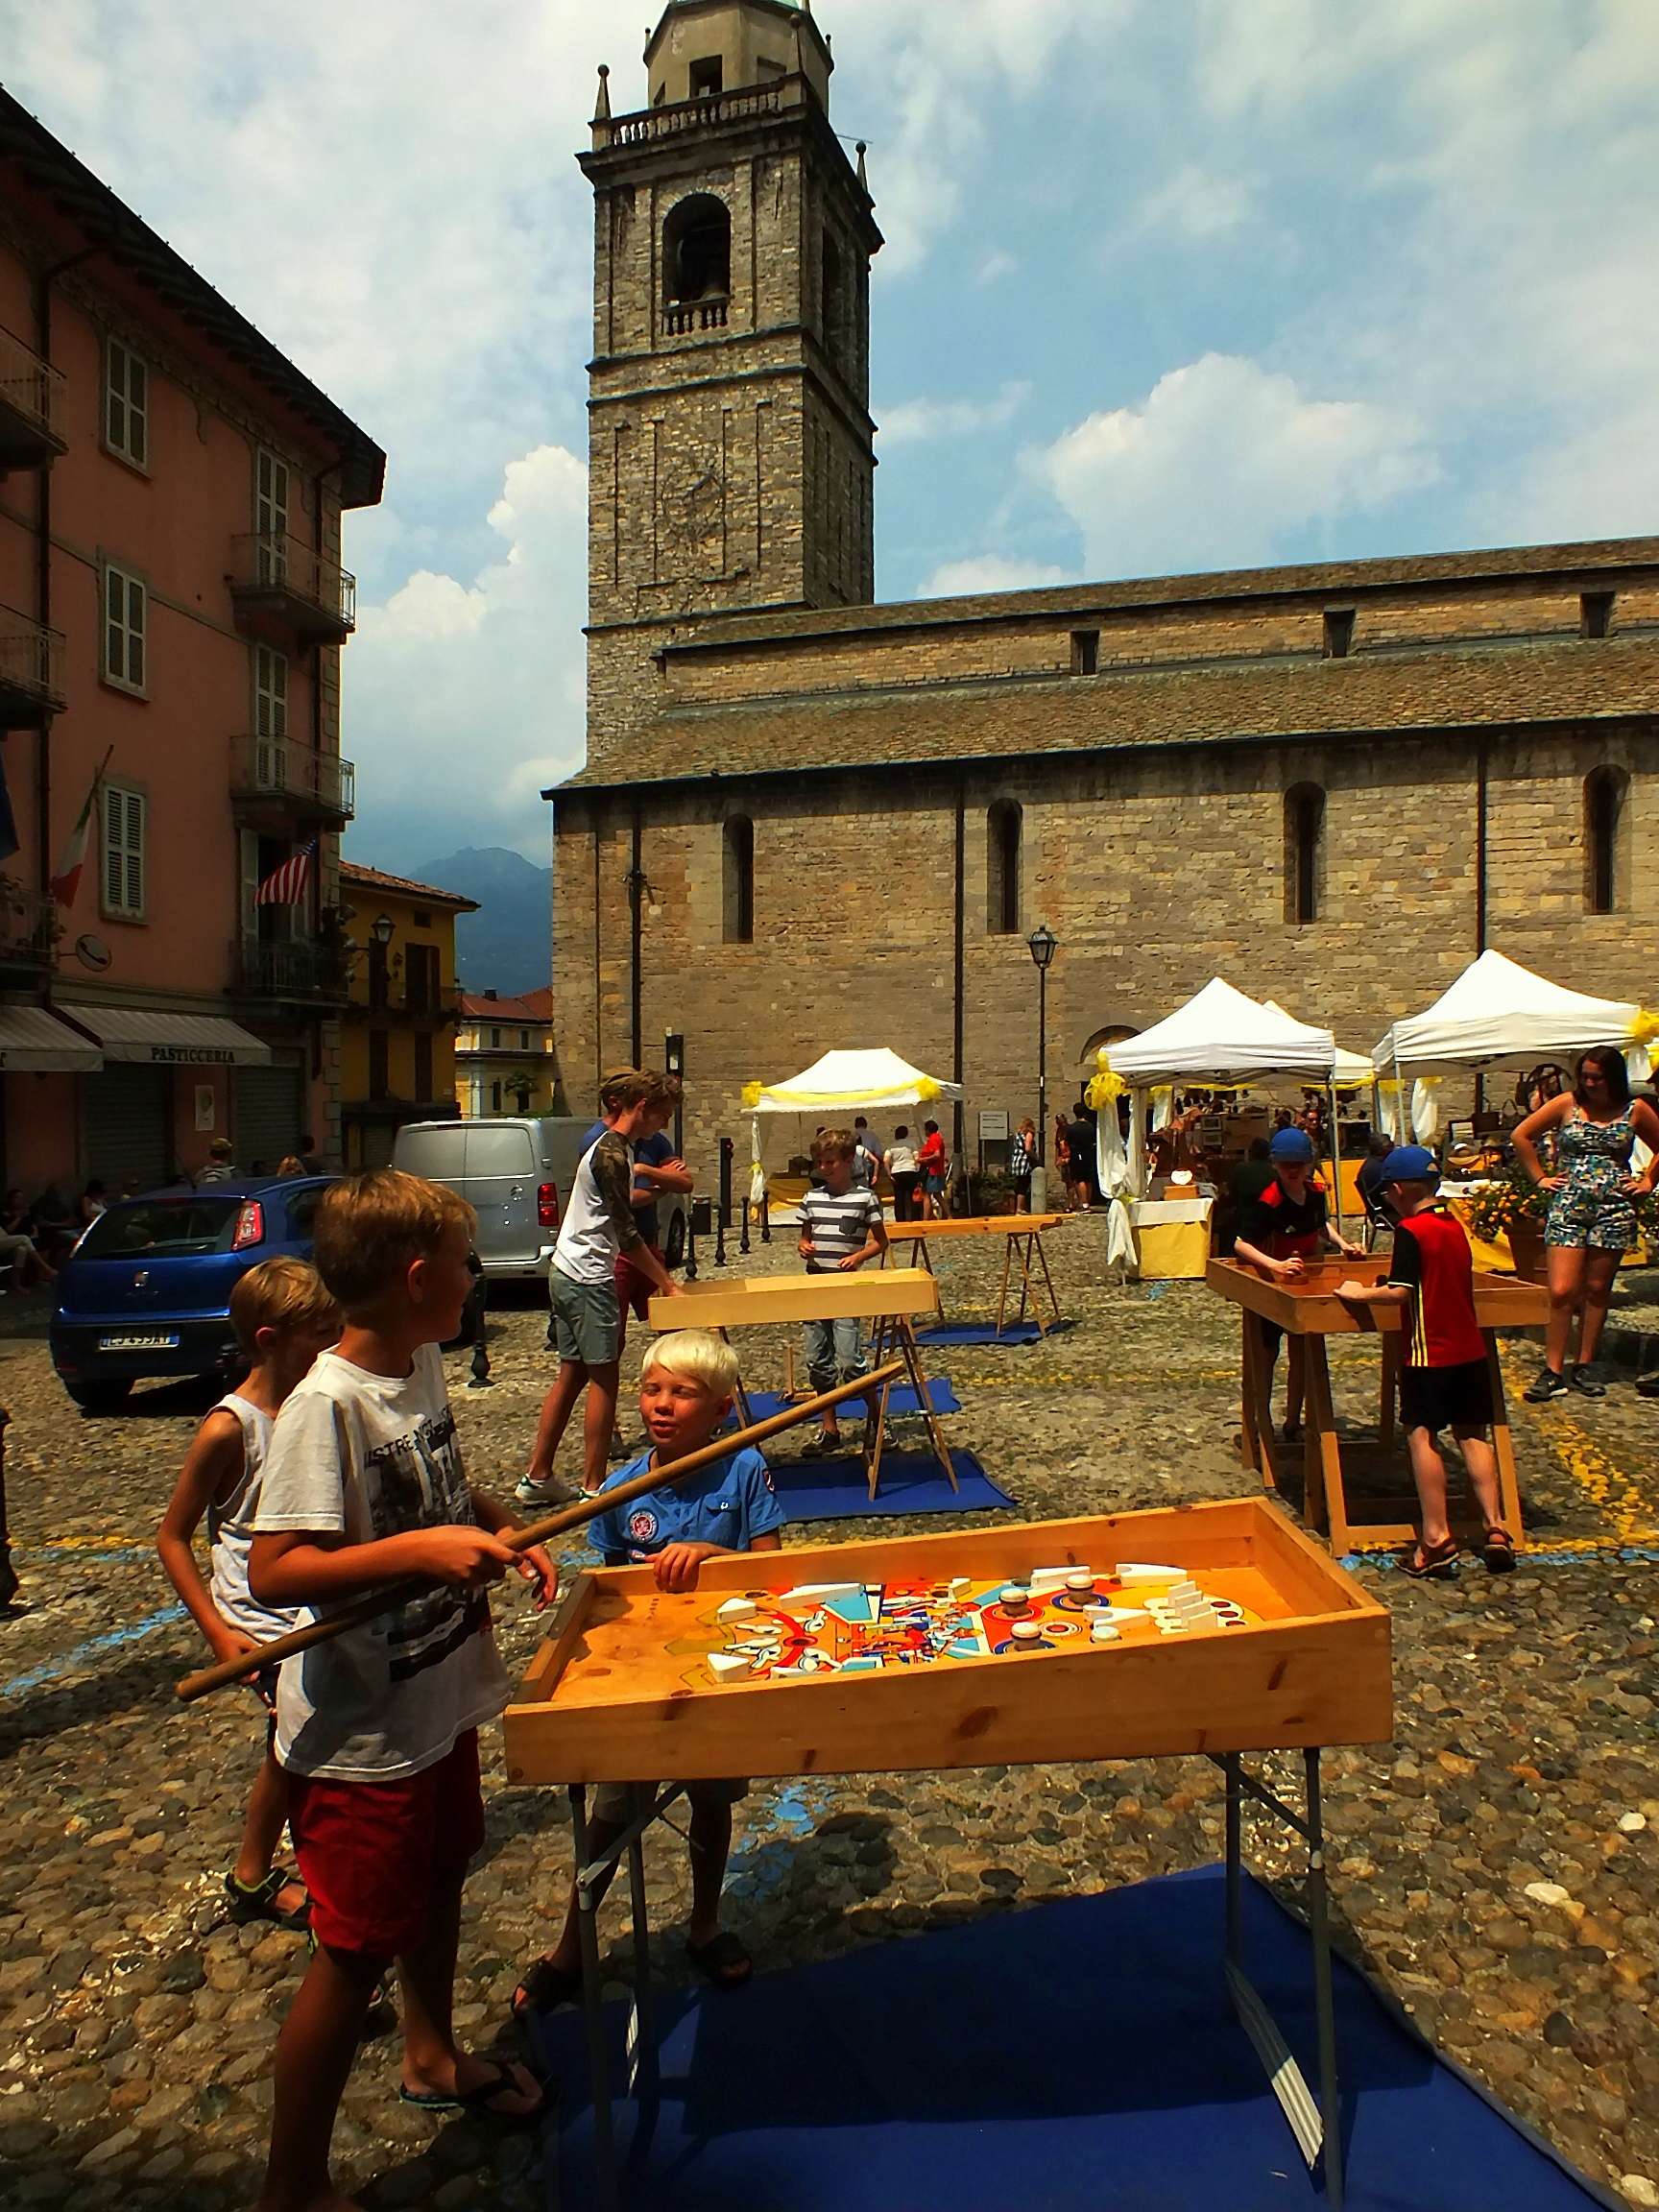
[1381,1144,1437,1184]
[1269,1127,1314,1164]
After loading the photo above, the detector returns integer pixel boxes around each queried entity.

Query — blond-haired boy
[247,1170,557,2212]
[156,1257,341,1929]
[512,1330,783,2016]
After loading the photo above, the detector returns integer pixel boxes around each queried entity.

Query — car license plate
[98,1332,181,1352]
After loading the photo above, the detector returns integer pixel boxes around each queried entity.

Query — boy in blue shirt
[512,1331,783,2016]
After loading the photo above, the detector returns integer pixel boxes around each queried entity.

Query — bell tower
[580,0,881,766]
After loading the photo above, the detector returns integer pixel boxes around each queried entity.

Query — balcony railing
[0,878,56,976]
[0,605,67,724]
[663,297,729,337]
[230,735,355,825]
[230,937,351,1004]
[0,324,67,469]
[594,78,798,149]
[228,533,357,645]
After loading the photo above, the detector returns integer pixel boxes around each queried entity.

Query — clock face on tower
[657,462,723,548]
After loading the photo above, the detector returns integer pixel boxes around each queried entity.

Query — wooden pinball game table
[646,1267,955,1498]
[505,1497,1391,2209]
[879,1211,1068,1335]
[1207,1255,1549,1555]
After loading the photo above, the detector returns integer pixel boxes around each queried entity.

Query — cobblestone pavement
[1,1223,1655,2208]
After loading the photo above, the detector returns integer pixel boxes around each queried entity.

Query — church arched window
[663,194,731,305]
[1585,765,1628,914]
[1285,782,1325,925]
[987,800,1022,935]
[723,815,755,944]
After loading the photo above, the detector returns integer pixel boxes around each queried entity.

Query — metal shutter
[84,1066,171,1189]
[231,1055,305,1173]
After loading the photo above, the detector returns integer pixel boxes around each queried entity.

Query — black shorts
[1399,1358,1493,1436]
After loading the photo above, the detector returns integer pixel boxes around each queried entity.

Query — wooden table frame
[1208,1257,1549,1554]
[647,1269,956,1500]
[880,1213,1067,1337]
[505,1501,1391,2212]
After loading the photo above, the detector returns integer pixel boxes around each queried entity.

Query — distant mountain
[415,846,552,999]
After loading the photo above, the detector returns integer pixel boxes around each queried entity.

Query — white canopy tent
[1372,949,1649,1085]
[745,1049,964,1207]
[1263,1004,1373,1090]
[1099,978,1340,1211]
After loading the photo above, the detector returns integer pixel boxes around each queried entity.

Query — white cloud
[1136,164,1255,240]
[1033,354,1439,579]
[921,555,1070,598]
[975,248,1017,287]
[347,445,589,856]
[880,381,1032,446]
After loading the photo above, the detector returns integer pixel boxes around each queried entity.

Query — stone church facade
[549,0,1659,1153]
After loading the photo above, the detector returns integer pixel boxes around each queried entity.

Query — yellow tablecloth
[1131,1198,1214,1280]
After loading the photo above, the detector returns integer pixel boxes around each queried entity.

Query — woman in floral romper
[1512,1046,1659,1400]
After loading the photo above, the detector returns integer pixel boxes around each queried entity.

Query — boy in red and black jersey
[1234,1126,1364,1440]
[1337,1146,1516,1580]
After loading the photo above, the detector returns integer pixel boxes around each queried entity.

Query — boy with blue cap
[1337,1146,1515,1578]
[1234,1125,1364,1441]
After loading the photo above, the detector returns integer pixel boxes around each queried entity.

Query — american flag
[255,838,317,906]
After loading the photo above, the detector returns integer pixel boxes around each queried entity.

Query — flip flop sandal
[224,1865,311,1931]
[686,1930,753,1989]
[1481,1527,1517,1574]
[510,1955,585,2020]
[398,2057,546,2122]
[1400,1536,1460,1581]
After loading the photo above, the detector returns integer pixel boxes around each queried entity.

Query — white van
[391,1118,688,1284]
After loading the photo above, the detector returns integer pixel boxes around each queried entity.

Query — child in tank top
[156,1256,340,1925]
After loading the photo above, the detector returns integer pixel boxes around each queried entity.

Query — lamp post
[1027,923,1058,1214]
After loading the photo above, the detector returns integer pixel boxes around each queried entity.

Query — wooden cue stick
[174,1359,905,1704]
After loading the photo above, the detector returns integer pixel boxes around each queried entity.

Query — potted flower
[971,1166,1018,1216]
[1464,1162,1551,1279]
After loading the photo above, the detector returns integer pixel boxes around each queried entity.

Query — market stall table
[1128,1195,1214,1280]
[503,1497,1392,2212]
[647,1268,953,1499]
[879,1212,1067,1335]
[1207,1256,1548,1555]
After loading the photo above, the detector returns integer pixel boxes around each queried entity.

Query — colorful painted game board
[688,1563,1261,1686]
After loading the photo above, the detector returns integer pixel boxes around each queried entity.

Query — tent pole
[1328,1082,1345,1234]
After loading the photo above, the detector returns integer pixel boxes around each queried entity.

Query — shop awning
[58,1004,272,1068]
[0,1004,104,1072]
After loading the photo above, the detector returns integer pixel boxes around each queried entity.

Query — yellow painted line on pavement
[1499,1343,1659,1544]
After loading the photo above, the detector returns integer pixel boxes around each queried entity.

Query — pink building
[0,89,384,1195]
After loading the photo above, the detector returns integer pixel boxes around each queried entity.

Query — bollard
[759,1187,771,1243]
[468,1269,493,1388]
[715,1137,732,1266]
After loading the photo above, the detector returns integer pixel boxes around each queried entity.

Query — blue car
[50,1177,335,1412]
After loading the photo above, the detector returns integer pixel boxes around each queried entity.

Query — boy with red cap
[1337,1145,1516,1578]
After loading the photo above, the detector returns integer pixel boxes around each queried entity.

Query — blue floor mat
[531,1865,1617,2212]
[773,1447,1013,1522]
[913,1315,1074,1346]
[740,1379,961,1421]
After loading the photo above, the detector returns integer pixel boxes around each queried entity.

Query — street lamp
[1027,923,1058,1212]
[370,914,395,948]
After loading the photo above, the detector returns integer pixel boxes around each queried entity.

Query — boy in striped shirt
[797,1128,887,1455]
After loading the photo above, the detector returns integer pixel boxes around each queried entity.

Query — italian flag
[49,767,102,908]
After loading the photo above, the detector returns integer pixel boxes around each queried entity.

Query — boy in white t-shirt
[156,1257,341,1929]
[247,1170,558,2212]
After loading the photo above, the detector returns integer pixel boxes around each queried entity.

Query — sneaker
[515,1472,577,1508]
[1568,1364,1607,1398]
[1523,1366,1569,1403]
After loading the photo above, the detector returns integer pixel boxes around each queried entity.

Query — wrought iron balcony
[0,878,56,979]
[0,325,67,469]
[229,735,355,828]
[0,604,66,725]
[229,936,351,1005]
[228,533,356,646]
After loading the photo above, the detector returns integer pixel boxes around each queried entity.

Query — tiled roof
[459,988,554,1022]
[563,635,1659,793]
[647,537,1659,657]
[340,862,479,911]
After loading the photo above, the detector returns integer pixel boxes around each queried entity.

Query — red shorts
[613,1245,662,1351]
[287,1729,484,1960]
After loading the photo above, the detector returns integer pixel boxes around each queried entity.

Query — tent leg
[1328,1083,1345,1236]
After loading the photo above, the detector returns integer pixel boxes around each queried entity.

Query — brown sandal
[1481,1526,1517,1574]
[1400,1535,1460,1580]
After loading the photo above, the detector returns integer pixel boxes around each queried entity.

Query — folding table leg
[1034,1230,1063,1332]
[1012,1234,1043,1334]
[995,1237,1014,1336]
[570,1785,617,2212]
[1379,1333,1398,1452]
[1484,1329,1526,1542]
[899,1318,956,1489]
[1301,1337,1350,1552]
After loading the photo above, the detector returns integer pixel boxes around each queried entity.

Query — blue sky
[7,0,1658,869]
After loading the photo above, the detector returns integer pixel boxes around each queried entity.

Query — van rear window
[77,1199,243,1260]
[466,1129,537,1175]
